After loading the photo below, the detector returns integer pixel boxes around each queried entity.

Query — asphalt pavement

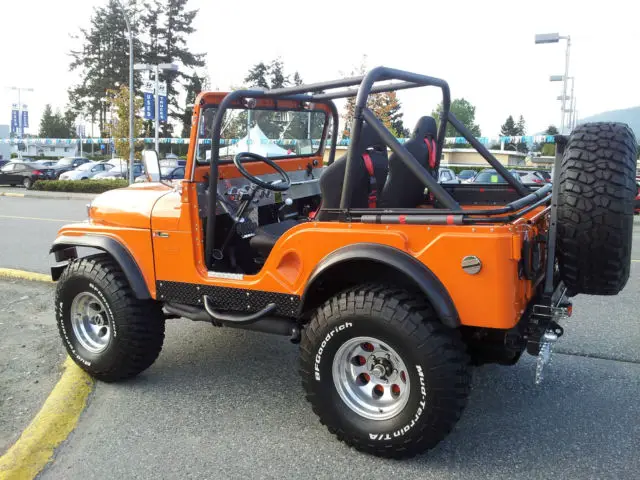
[0,196,87,274]
[1,196,639,479]
[0,279,65,454]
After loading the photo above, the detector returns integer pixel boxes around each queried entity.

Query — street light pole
[6,87,33,158]
[154,64,160,154]
[535,32,572,134]
[560,36,571,134]
[135,62,178,157]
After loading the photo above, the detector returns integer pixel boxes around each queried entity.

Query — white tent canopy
[218,124,293,158]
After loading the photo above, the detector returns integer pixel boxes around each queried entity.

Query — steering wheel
[233,152,291,192]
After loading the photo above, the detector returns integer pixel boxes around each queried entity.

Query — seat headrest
[411,116,438,140]
[358,121,386,152]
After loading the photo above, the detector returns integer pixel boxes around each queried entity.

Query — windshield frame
[193,103,331,167]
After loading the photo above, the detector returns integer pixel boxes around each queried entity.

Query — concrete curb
[0,268,53,283]
[0,358,94,480]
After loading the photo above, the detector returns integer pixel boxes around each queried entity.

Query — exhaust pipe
[163,302,301,342]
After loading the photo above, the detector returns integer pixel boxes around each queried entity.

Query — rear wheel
[23,177,32,189]
[299,285,470,458]
[556,122,637,295]
[55,254,165,382]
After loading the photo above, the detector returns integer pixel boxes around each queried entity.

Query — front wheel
[299,285,470,458]
[55,254,165,382]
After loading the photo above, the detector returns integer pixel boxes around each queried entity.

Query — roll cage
[202,66,553,270]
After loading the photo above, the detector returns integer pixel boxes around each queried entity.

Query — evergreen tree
[180,74,204,138]
[68,0,144,134]
[244,62,270,89]
[156,0,205,136]
[269,58,288,89]
[500,115,518,136]
[500,114,527,152]
[39,104,76,138]
[516,115,526,135]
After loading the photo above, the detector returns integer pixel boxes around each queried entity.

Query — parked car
[59,162,114,181]
[51,157,91,178]
[512,170,546,185]
[0,161,52,189]
[135,165,185,183]
[472,168,522,184]
[35,160,58,167]
[159,158,186,168]
[457,169,477,182]
[93,163,144,180]
[535,170,552,183]
[635,181,640,214]
[438,167,460,184]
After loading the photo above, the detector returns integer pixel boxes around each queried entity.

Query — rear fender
[50,235,151,299]
[301,243,460,327]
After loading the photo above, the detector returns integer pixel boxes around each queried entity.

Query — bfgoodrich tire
[299,285,470,459]
[556,122,637,296]
[55,254,165,382]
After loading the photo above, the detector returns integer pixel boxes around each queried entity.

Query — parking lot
[1,194,639,479]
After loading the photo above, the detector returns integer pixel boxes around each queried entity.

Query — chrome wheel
[70,292,111,354]
[332,336,411,420]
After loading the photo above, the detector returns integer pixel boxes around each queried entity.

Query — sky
[1,0,639,138]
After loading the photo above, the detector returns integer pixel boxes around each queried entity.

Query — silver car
[59,162,113,181]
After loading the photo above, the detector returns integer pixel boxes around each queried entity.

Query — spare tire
[556,122,637,296]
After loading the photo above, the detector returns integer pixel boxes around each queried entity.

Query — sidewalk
[0,188,97,201]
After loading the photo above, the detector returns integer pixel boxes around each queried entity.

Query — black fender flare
[301,243,460,328]
[50,235,151,299]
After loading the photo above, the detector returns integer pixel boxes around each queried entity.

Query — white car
[59,162,113,181]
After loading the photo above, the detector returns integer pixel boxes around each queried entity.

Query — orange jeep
[50,67,637,458]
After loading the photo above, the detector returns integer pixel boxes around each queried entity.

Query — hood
[88,183,173,229]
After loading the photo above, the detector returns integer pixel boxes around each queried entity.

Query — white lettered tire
[299,285,470,458]
[56,254,165,382]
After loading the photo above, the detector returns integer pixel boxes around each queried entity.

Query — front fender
[50,234,151,299]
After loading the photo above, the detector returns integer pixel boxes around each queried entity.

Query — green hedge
[33,179,129,193]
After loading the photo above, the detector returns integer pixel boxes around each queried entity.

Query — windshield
[56,158,75,166]
[77,163,94,171]
[195,106,328,165]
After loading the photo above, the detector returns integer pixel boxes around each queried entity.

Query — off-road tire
[55,254,165,382]
[557,122,637,295]
[299,285,470,458]
[23,177,32,190]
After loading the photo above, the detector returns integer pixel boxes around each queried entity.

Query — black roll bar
[361,108,460,210]
[340,66,452,209]
[447,113,531,197]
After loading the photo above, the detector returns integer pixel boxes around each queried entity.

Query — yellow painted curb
[0,193,25,198]
[0,358,94,480]
[0,269,53,283]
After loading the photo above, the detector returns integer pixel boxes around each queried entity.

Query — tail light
[532,178,543,183]
[32,170,42,175]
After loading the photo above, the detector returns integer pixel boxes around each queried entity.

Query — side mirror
[142,150,160,182]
